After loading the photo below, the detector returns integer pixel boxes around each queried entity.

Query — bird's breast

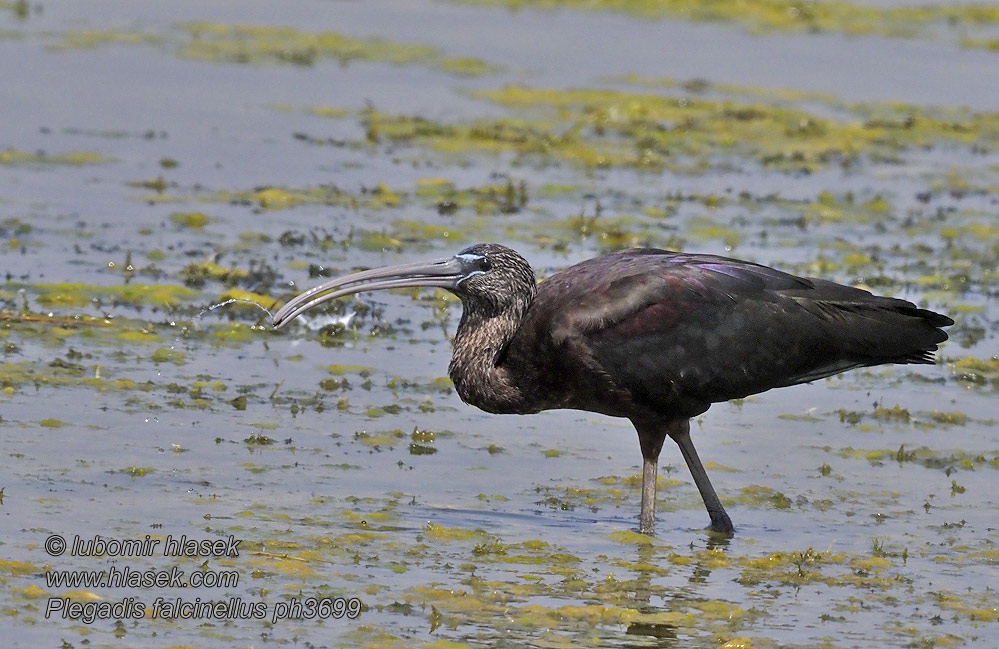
[450,365,542,415]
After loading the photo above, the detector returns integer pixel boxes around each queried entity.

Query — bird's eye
[478,257,492,272]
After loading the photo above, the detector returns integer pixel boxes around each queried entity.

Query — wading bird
[273,244,951,535]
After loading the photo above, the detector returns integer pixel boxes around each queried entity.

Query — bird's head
[272,243,536,329]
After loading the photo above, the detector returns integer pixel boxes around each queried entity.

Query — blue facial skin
[455,253,488,286]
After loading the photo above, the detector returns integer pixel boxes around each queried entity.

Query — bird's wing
[538,250,948,418]
[547,250,821,346]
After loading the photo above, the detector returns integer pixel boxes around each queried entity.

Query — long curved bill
[272,256,467,329]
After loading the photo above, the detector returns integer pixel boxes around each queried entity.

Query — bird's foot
[707,511,735,536]
[638,517,655,536]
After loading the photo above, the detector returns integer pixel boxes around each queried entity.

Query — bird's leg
[668,419,734,535]
[633,420,668,535]
[639,454,659,535]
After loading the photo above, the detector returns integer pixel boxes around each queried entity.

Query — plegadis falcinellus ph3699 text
[273,244,952,535]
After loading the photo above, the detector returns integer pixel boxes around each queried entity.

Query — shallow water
[1,1,997,648]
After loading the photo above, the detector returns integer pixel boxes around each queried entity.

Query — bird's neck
[449,308,534,414]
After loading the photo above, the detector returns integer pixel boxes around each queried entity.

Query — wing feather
[530,249,950,418]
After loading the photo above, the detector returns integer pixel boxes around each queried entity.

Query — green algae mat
[1,1,997,648]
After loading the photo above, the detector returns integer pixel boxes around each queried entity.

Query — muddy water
[1,1,997,648]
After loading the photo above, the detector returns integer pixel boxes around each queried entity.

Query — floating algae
[444,0,999,48]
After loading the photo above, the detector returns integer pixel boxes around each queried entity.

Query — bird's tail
[809,298,952,366]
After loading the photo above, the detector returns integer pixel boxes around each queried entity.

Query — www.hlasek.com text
[45,565,239,589]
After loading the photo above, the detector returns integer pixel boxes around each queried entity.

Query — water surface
[1,1,997,648]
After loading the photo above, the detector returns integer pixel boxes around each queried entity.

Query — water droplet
[196,299,274,319]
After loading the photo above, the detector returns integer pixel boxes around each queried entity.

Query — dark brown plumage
[273,243,952,535]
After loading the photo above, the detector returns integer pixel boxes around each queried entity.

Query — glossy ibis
[273,244,952,535]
